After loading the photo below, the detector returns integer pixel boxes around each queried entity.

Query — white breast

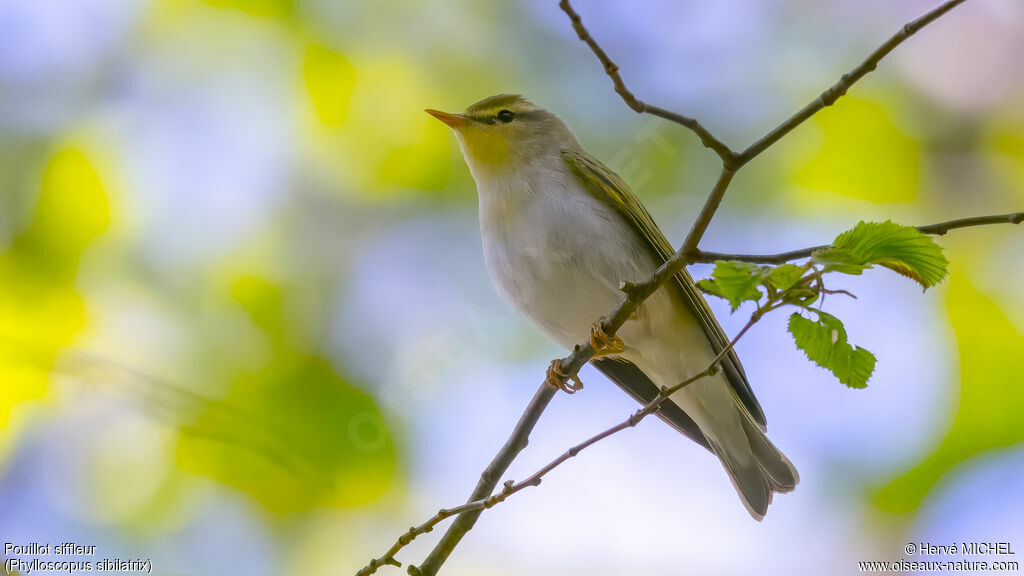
[476,161,660,350]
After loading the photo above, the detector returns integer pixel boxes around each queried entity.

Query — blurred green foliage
[304,44,356,127]
[986,110,1024,198]
[176,355,396,512]
[0,148,108,457]
[176,276,396,513]
[793,97,920,203]
[204,0,294,18]
[876,275,1024,513]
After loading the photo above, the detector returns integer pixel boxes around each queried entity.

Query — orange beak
[425,109,467,129]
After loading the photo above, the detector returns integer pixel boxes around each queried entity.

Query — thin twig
[359,311,761,576]
[558,0,738,165]
[409,382,556,574]
[692,246,829,265]
[679,168,737,258]
[916,211,1024,235]
[734,0,968,167]
[692,211,1024,265]
[356,382,557,576]
[460,311,762,504]
[488,310,762,502]
[355,501,481,576]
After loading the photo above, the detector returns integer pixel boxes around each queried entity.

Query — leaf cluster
[697,221,948,387]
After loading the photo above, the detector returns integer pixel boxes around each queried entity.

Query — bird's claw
[590,323,627,357]
[546,360,583,394]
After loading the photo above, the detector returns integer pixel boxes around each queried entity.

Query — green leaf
[782,287,820,308]
[809,248,870,276]
[766,264,806,291]
[697,261,764,311]
[812,221,948,288]
[787,311,876,388]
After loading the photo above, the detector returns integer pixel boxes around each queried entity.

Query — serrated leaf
[847,346,877,390]
[809,247,870,276]
[766,264,806,290]
[697,261,764,311]
[787,311,876,388]
[813,221,948,288]
[695,278,726,299]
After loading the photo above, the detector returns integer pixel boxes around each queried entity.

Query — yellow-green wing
[562,148,767,429]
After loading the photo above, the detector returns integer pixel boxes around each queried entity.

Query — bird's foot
[590,323,627,358]
[546,360,583,394]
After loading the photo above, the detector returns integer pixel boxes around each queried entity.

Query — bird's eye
[496,109,515,123]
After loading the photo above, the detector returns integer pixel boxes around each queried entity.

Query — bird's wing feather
[592,357,712,452]
[562,148,767,429]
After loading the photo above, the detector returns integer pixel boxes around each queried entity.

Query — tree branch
[734,0,968,167]
[360,309,763,576]
[557,0,738,165]
[481,309,762,505]
[691,211,1024,264]
[916,211,1024,235]
[406,381,556,574]
[356,385,556,576]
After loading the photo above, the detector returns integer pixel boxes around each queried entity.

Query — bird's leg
[543,324,627,394]
[546,359,583,394]
[590,322,627,358]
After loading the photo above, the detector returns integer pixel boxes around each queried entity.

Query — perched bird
[427,95,798,520]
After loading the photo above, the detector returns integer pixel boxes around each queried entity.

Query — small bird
[427,95,798,520]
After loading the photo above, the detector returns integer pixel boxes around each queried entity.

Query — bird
[426,94,798,520]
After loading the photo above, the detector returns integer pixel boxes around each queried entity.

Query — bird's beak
[425,109,467,129]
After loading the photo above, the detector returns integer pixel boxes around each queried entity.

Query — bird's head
[426,95,577,178]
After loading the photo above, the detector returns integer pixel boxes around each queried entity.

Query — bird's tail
[705,388,799,521]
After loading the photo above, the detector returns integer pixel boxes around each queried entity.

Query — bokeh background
[1,0,1023,574]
